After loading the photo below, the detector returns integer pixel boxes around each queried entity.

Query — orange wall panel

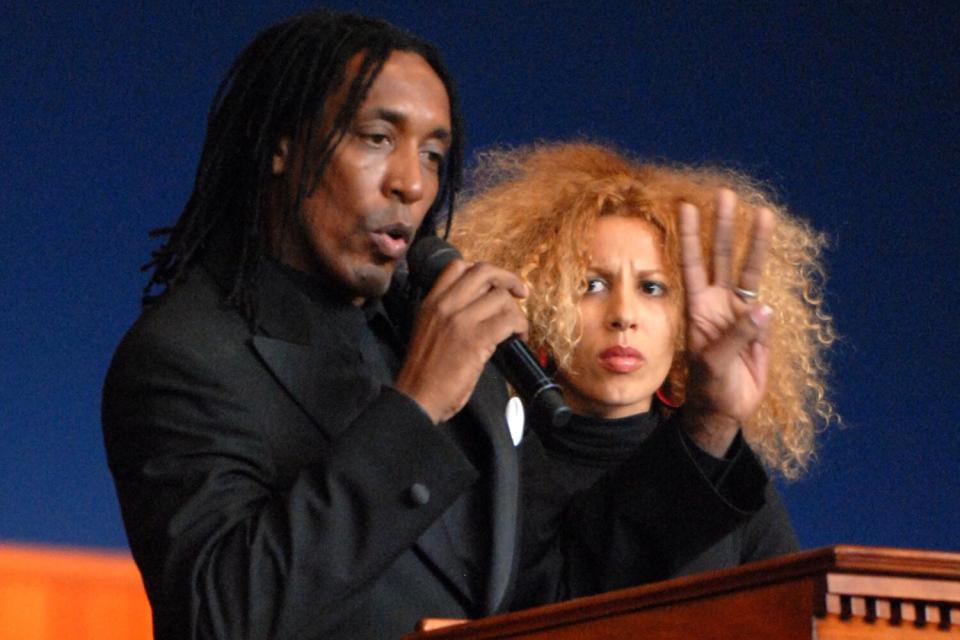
[0,544,151,640]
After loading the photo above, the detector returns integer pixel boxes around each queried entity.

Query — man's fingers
[712,189,737,288]
[738,206,775,294]
[424,260,527,315]
[679,202,709,298]
[425,259,472,302]
[458,285,529,345]
[400,261,530,424]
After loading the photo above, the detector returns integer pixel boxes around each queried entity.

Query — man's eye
[421,149,444,166]
[361,132,391,147]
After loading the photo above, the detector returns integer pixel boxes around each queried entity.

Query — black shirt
[511,410,799,609]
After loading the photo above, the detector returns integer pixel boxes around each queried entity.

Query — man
[103,10,527,639]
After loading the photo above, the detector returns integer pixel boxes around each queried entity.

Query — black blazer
[102,256,519,640]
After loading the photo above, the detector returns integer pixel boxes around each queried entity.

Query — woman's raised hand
[678,189,775,456]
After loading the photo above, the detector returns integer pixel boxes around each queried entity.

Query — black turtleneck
[534,411,662,491]
[512,408,799,609]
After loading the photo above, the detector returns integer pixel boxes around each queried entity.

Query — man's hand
[679,189,775,457]
[395,260,529,423]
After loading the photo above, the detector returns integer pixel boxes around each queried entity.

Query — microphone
[407,236,571,428]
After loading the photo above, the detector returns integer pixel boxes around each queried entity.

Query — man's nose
[385,145,425,204]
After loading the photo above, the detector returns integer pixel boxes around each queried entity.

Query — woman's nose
[606,288,638,331]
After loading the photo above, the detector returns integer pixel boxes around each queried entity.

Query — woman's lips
[598,346,644,373]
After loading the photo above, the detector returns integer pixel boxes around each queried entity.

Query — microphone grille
[407,236,463,291]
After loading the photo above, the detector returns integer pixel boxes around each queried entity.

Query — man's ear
[272,137,290,175]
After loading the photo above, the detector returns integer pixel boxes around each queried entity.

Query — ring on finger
[734,286,759,301]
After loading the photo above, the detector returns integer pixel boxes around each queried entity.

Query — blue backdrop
[1,2,957,553]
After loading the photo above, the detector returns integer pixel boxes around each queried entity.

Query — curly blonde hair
[450,142,836,478]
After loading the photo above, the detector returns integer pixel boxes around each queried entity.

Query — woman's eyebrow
[586,264,665,277]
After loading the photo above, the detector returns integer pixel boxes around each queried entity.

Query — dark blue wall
[2,1,957,552]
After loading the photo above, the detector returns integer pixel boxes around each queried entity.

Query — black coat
[102,256,519,640]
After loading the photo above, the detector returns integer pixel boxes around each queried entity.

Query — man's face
[274,51,452,302]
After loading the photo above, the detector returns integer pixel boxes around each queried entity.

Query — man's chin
[350,263,395,299]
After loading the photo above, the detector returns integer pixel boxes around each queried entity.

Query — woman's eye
[585,278,607,293]
[642,281,667,296]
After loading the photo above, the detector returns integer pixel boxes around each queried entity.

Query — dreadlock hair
[141,9,465,319]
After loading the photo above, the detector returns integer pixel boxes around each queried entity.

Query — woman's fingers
[681,190,776,304]
[738,206,775,295]
[679,202,709,299]
[711,189,737,288]
[700,303,772,372]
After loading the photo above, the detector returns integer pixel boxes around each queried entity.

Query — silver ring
[734,286,759,301]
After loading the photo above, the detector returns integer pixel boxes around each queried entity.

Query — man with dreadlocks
[102,10,529,639]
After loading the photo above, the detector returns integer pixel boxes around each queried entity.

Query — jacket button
[406,483,430,506]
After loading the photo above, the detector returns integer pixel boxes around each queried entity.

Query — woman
[450,141,835,607]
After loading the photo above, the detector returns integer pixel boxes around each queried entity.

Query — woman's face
[559,216,679,419]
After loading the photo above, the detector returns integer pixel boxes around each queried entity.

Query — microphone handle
[491,337,572,428]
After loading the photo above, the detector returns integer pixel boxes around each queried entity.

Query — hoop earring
[656,386,681,408]
[536,348,558,375]
[536,348,549,368]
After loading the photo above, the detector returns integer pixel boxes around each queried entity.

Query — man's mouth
[369,224,413,259]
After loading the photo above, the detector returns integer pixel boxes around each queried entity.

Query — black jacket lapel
[234,258,381,441]
[251,334,379,441]
[464,366,520,614]
[385,276,520,613]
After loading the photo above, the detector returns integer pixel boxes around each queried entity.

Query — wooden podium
[406,546,960,639]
